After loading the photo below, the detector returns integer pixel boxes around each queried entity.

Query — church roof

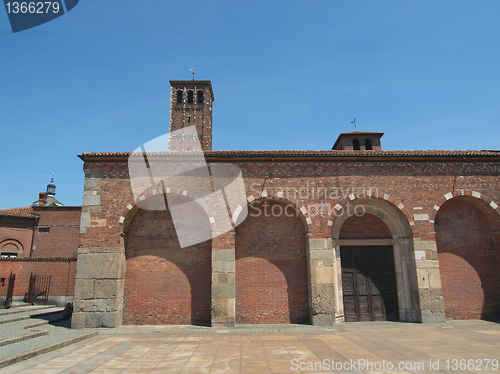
[0,206,38,219]
[79,149,500,161]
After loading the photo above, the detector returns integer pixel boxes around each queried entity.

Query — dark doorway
[341,246,399,322]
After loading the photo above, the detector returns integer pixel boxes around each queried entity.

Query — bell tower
[169,80,214,151]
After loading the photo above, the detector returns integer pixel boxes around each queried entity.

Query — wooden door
[340,246,399,322]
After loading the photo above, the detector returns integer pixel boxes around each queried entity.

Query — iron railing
[27,273,51,305]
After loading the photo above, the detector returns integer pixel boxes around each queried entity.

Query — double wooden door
[340,246,399,322]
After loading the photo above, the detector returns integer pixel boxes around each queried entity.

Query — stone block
[74,279,94,300]
[84,311,122,328]
[71,312,85,329]
[311,314,334,326]
[417,269,429,289]
[225,261,235,273]
[415,259,439,269]
[315,267,334,284]
[212,284,235,299]
[309,249,334,260]
[211,298,235,320]
[91,219,107,227]
[428,268,442,289]
[308,238,331,250]
[421,310,446,324]
[212,249,234,262]
[419,288,443,300]
[94,279,124,299]
[419,299,440,312]
[75,298,123,313]
[82,195,100,207]
[80,212,91,234]
[84,179,98,188]
[311,283,334,315]
[89,247,124,254]
[413,240,437,251]
[212,273,228,285]
[76,253,125,280]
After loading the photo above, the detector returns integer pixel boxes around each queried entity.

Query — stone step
[0,307,62,324]
[0,305,55,317]
[0,330,49,348]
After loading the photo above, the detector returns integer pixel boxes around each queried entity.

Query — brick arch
[0,239,23,250]
[430,189,500,222]
[245,190,312,229]
[119,186,209,233]
[330,196,420,323]
[434,194,500,320]
[0,239,24,254]
[330,193,414,239]
[122,193,212,325]
[235,197,310,324]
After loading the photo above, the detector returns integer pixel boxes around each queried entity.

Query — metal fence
[27,273,51,305]
[0,272,16,309]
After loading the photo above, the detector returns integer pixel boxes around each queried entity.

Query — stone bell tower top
[169,80,214,151]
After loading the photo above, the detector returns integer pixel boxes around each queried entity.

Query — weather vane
[351,118,357,131]
[190,67,195,81]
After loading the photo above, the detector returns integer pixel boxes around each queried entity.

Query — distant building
[0,177,80,306]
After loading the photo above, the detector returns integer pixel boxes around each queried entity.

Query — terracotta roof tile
[79,149,500,159]
[0,206,37,218]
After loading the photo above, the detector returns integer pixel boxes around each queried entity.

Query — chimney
[37,192,48,206]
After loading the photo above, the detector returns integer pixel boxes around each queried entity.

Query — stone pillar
[308,238,335,326]
[211,230,235,327]
[71,247,125,328]
[413,239,446,323]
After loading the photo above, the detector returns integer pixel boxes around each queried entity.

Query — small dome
[46,174,56,197]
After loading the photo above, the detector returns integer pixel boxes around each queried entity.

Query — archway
[123,194,212,325]
[235,198,309,324]
[331,197,420,322]
[339,213,399,321]
[435,196,500,320]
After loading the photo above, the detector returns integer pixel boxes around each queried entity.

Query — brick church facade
[72,80,500,328]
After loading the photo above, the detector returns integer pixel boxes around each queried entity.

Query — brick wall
[33,206,81,258]
[0,217,36,258]
[76,155,500,325]
[435,196,500,319]
[0,259,76,297]
[235,199,309,324]
[339,213,392,239]
[123,201,211,325]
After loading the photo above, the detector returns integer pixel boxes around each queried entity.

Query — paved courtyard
[2,320,499,374]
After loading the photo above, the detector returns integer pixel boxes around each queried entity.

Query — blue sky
[1,1,499,209]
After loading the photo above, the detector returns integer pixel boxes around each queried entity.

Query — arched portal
[435,196,500,320]
[339,214,399,321]
[123,194,212,325]
[331,198,420,322]
[235,198,309,324]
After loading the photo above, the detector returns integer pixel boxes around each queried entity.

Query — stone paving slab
[1,320,499,374]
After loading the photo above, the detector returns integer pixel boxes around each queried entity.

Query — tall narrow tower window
[365,139,372,150]
[353,139,360,150]
[176,90,183,103]
[187,90,194,104]
[197,90,204,104]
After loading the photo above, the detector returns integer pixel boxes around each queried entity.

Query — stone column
[308,238,335,326]
[71,246,125,328]
[413,239,446,323]
[211,230,235,327]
